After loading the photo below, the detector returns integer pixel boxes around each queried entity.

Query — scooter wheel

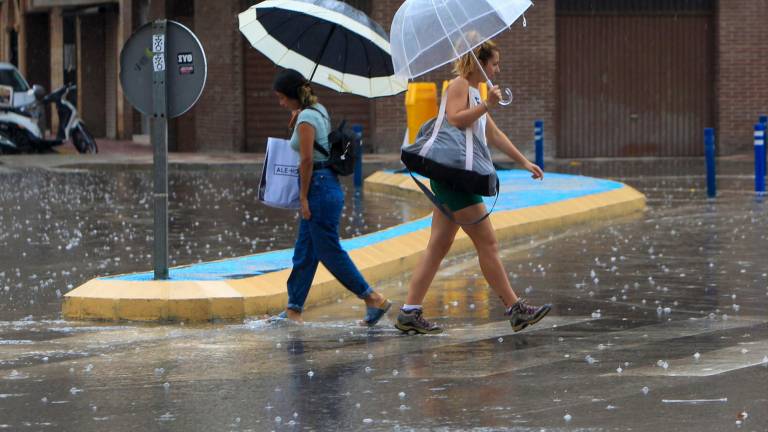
[72,125,98,154]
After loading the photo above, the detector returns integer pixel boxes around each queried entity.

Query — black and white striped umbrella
[239,0,407,98]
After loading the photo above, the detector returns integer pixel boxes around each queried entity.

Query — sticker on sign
[152,34,165,53]
[153,54,166,72]
[177,53,193,64]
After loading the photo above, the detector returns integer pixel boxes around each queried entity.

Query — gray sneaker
[395,308,443,334]
[506,299,551,332]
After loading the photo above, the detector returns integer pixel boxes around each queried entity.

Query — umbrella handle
[486,80,514,106]
[499,87,513,106]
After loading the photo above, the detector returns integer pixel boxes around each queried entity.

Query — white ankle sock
[402,304,422,312]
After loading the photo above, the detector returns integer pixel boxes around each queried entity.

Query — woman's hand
[300,198,311,220]
[288,110,300,129]
[525,161,544,180]
[486,85,502,108]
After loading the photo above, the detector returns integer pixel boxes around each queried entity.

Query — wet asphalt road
[0,158,767,431]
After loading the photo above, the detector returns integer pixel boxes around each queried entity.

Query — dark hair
[273,69,317,108]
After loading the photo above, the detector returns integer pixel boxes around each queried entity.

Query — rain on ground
[0,158,767,431]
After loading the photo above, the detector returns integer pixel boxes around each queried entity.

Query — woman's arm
[486,114,543,180]
[297,122,316,219]
[288,110,299,129]
[445,79,490,129]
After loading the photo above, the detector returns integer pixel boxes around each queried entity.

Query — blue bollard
[755,123,766,194]
[534,120,544,170]
[760,116,767,169]
[705,128,716,198]
[352,124,364,189]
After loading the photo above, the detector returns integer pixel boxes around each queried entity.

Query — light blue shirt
[290,103,330,162]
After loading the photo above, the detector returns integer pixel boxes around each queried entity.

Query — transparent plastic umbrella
[390,0,532,106]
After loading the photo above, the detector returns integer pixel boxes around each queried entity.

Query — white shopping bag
[258,137,300,209]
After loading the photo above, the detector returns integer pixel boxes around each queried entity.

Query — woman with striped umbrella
[239,0,404,325]
[239,0,407,98]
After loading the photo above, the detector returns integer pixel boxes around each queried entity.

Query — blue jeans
[286,169,373,312]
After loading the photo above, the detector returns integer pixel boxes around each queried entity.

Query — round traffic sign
[120,20,207,118]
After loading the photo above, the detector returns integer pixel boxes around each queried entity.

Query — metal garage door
[557,0,715,157]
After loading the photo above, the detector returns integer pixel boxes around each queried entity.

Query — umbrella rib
[285,17,325,56]
[310,24,338,82]
[273,16,328,73]
[343,29,352,93]
[428,0,462,60]
[456,0,471,17]
[257,7,300,42]
[377,41,393,94]
[438,0,494,85]
[401,1,411,77]
[359,34,373,96]
[258,12,315,67]
[442,1,472,53]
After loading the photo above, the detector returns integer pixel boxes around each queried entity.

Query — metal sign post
[120,20,207,281]
[151,20,169,279]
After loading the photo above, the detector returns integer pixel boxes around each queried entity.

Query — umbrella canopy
[239,0,407,98]
[390,0,531,105]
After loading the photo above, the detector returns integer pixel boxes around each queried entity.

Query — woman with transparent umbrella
[394,40,551,334]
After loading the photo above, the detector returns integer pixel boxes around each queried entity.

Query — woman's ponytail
[298,83,318,109]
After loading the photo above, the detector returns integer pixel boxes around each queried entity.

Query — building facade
[1,0,765,157]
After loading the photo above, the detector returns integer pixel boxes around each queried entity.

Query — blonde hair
[452,40,500,78]
[298,83,318,109]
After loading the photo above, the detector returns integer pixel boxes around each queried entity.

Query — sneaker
[266,310,303,326]
[266,310,289,325]
[395,308,443,334]
[506,299,551,332]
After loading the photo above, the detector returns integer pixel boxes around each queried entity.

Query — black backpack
[307,107,356,176]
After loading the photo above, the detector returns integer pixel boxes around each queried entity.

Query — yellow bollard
[405,83,438,145]
[442,80,488,101]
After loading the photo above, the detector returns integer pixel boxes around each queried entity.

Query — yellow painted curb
[63,172,646,322]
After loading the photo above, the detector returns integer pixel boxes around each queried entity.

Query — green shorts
[429,179,483,212]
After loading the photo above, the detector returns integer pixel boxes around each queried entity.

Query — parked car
[0,62,45,131]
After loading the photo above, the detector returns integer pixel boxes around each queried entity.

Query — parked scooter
[0,84,98,154]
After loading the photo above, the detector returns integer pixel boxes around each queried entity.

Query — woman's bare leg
[405,209,460,305]
[455,203,519,308]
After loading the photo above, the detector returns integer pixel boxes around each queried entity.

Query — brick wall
[369,0,406,153]
[494,0,556,159]
[0,3,7,62]
[116,0,133,140]
[370,1,555,157]
[716,0,768,154]
[49,7,63,136]
[104,10,118,139]
[78,14,106,137]
[193,0,245,152]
